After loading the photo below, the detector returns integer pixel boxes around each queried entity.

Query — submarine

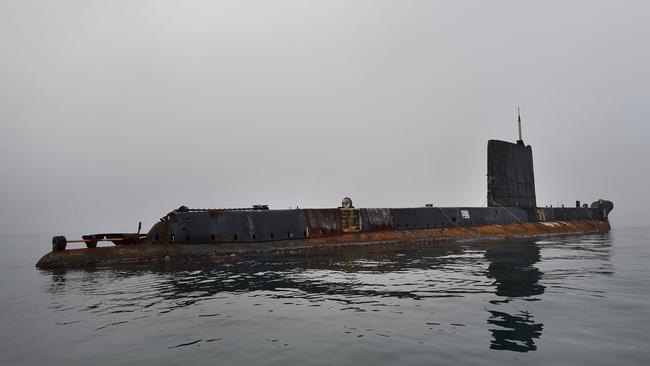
[36,119,613,269]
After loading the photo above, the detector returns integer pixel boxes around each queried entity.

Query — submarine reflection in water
[485,241,544,352]
[46,237,612,353]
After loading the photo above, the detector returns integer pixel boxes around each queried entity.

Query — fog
[1,0,649,240]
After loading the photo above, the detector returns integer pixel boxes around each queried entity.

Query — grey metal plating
[146,205,607,245]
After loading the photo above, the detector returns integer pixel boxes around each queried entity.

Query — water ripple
[4,232,642,365]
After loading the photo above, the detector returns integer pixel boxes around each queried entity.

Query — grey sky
[1,0,649,239]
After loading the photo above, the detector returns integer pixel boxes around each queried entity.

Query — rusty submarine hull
[36,134,614,269]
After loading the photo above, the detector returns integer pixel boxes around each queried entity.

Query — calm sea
[1,228,649,365]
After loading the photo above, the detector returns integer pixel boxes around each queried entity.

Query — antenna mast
[517,107,523,144]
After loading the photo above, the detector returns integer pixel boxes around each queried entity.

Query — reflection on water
[486,243,544,299]
[42,234,614,356]
[485,242,544,352]
[487,310,543,352]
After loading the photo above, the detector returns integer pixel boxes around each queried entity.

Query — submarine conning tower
[487,109,537,209]
[486,120,536,209]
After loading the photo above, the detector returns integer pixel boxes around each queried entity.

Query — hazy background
[1,0,648,239]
